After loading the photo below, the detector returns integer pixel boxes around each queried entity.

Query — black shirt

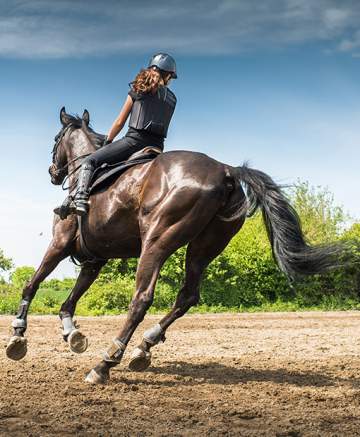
[125,89,165,148]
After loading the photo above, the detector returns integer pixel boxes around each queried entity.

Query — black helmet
[148,53,177,79]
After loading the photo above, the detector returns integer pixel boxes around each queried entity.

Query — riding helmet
[148,53,177,79]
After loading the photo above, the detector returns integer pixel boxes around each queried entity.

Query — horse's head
[49,107,90,185]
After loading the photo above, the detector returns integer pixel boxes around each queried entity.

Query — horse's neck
[67,129,97,194]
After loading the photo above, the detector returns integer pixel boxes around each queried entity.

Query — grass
[2,281,360,316]
[1,293,360,316]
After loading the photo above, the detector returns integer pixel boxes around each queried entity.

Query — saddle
[55,146,162,220]
[90,146,162,194]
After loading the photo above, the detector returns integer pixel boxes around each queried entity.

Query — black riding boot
[73,162,94,216]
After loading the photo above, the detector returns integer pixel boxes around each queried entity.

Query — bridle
[50,124,91,192]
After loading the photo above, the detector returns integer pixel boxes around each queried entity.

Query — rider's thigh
[87,137,142,167]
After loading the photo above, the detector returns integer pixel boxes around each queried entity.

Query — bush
[0,283,20,314]
[83,278,135,315]
[10,266,36,290]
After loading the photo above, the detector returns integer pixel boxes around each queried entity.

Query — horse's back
[139,150,230,221]
[90,150,229,220]
[145,150,228,191]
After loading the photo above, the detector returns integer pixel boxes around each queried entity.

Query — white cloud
[0,0,359,58]
[337,30,360,52]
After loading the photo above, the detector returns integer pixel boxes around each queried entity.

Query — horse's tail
[234,164,350,278]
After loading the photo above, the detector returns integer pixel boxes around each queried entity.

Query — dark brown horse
[6,107,347,384]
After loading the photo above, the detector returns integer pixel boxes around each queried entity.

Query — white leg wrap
[143,323,164,346]
[62,316,76,337]
[102,338,126,363]
[12,318,26,329]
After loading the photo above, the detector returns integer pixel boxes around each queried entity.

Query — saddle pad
[89,149,160,194]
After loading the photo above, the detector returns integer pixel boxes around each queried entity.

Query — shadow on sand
[114,360,360,389]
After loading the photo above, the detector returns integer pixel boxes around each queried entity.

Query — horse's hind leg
[85,205,219,383]
[6,217,76,361]
[129,215,245,371]
[59,260,106,353]
[85,239,171,384]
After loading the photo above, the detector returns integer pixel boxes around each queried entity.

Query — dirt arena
[1,312,360,436]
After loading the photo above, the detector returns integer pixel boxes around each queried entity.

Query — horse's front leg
[85,244,165,384]
[6,216,77,361]
[59,260,106,353]
[6,243,69,360]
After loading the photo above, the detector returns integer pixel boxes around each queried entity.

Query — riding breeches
[83,136,159,169]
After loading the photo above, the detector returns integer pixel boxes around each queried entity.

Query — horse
[6,107,348,384]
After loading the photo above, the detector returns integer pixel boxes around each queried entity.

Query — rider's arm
[106,95,133,142]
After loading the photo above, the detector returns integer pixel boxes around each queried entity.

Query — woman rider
[73,52,177,216]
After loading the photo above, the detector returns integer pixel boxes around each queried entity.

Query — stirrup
[54,196,75,220]
[74,197,89,216]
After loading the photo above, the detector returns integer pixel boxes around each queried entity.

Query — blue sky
[0,0,359,278]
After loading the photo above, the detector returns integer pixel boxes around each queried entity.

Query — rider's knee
[82,155,96,169]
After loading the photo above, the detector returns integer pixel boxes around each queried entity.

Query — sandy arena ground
[1,312,360,436]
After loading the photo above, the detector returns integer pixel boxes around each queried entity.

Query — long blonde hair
[131,67,170,94]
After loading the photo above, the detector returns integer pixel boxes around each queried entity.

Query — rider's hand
[102,136,113,148]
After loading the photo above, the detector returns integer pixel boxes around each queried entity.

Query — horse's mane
[66,113,105,150]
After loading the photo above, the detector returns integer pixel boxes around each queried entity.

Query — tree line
[1,182,359,315]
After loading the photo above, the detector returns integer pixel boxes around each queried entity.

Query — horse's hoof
[128,347,152,372]
[68,329,88,354]
[6,336,28,361]
[85,368,108,385]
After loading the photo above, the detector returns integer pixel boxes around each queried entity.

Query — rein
[51,124,91,192]
[51,120,108,266]
[52,124,72,160]
[60,154,90,191]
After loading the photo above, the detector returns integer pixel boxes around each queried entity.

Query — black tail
[235,165,350,278]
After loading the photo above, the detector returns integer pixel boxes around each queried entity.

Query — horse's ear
[60,106,72,126]
[82,109,90,126]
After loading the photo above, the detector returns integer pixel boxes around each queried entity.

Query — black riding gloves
[102,136,113,148]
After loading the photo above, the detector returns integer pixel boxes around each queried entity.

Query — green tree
[0,249,13,278]
[343,222,360,245]
[291,181,347,243]
[11,266,35,290]
[98,258,138,283]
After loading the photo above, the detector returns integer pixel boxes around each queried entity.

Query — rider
[73,53,177,216]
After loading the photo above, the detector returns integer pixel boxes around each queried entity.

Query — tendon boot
[73,162,94,216]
